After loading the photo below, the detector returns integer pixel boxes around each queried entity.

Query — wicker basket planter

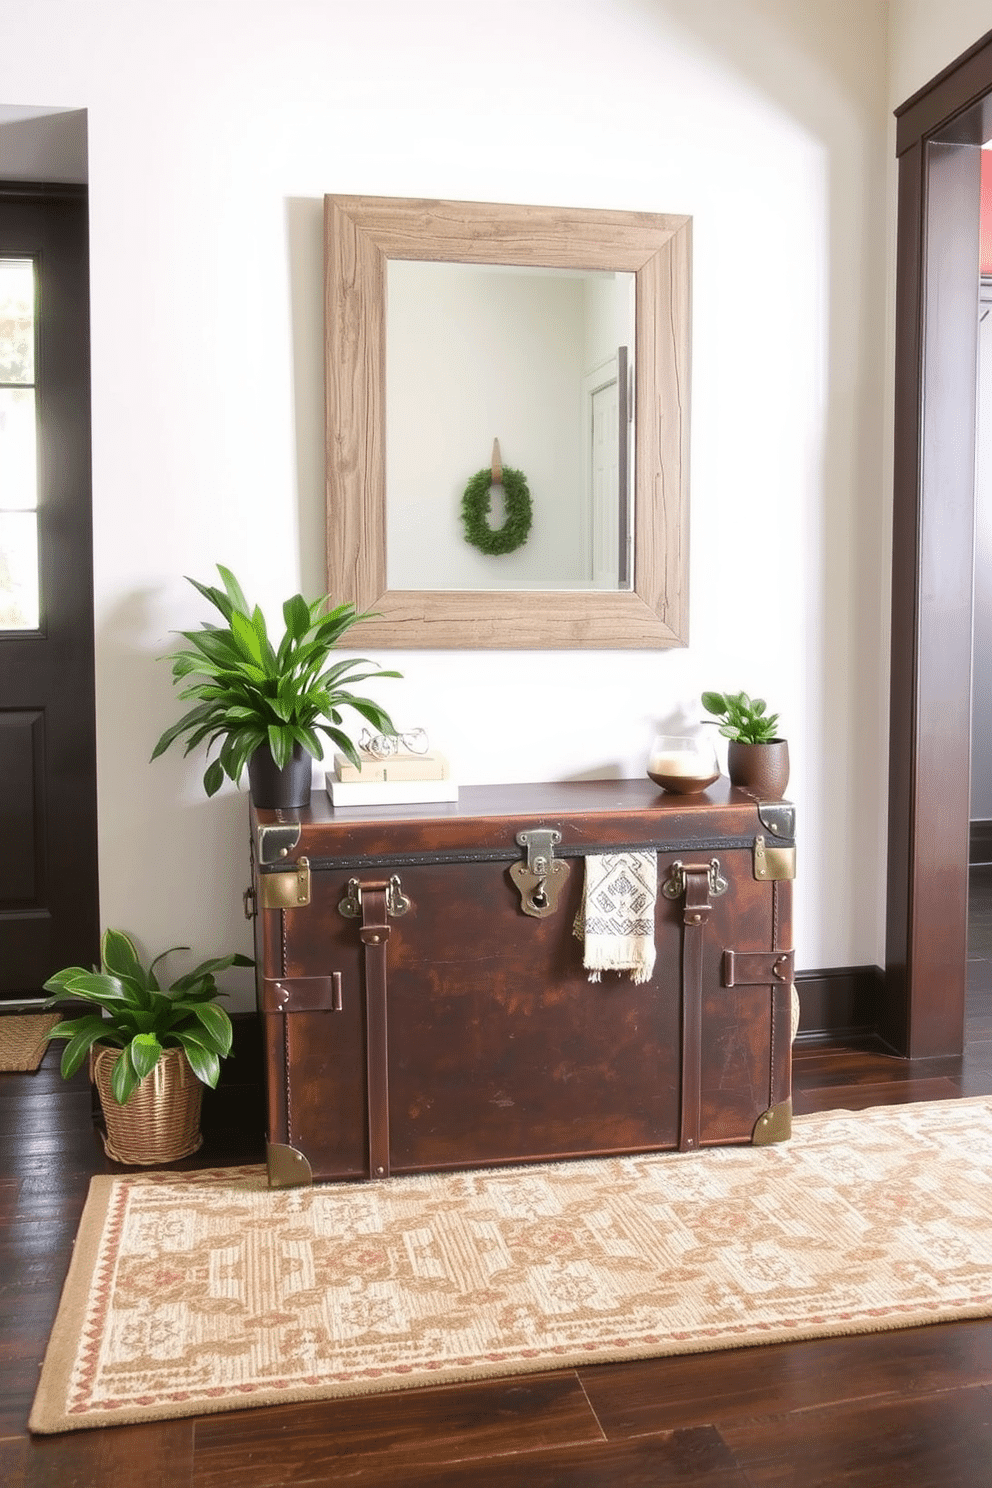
[91,1045,203,1165]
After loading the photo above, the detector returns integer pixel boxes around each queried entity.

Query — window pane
[0,259,35,385]
[0,510,40,630]
[0,387,39,510]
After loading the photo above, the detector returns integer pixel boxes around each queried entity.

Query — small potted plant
[701,690,789,798]
[152,565,401,808]
[41,929,253,1165]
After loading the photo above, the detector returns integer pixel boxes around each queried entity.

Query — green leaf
[169,954,252,990]
[215,565,251,617]
[700,691,727,716]
[42,966,94,995]
[151,702,220,760]
[49,1018,115,1079]
[176,1032,221,1088]
[101,929,145,987]
[204,758,226,796]
[267,725,292,768]
[230,607,264,665]
[147,945,189,984]
[282,593,310,640]
[183,1001,233,1054]
[109,1049,140,1105]
[185,575,234,622]
[42,970,131,1008]
[128,1033,163,1081]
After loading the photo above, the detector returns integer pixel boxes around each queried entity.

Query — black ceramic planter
[247,743,313,809]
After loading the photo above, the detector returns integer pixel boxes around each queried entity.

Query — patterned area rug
[0,1013,61,1072]
[30,1096,992,1434]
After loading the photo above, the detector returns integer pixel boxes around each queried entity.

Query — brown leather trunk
[249,779,795,1186]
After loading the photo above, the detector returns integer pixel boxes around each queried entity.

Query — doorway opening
[0,107,97,1003]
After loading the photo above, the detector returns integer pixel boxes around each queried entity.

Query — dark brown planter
[727,739,790,799]
[247,742,313,809]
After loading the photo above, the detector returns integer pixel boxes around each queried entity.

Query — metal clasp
[338,874,410,919]
[661,858,728,900]
[509,828,571,918]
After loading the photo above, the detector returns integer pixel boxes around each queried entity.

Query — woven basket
[91,1044,204,1165]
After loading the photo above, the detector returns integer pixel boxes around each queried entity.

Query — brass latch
[753,835,796,882]
[509,829,571,917]
[661,858,728,900]
[260,856,311,909]
[338,874,410,919]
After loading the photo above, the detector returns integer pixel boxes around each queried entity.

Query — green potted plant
[151,565,401,808]
[41,929,253,1165]
[701,690,789,798]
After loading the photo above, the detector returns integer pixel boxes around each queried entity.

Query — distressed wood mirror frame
[325,194,691,649]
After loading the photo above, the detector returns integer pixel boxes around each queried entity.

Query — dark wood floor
[3,885,992,1487]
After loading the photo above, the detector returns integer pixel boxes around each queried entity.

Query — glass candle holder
[647,734,720,795]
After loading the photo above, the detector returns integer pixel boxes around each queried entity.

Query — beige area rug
[30,1096,992,1434]
[0,1012,61,1072]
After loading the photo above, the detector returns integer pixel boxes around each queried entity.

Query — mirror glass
[325,195,691,649]
[386,261,635,592]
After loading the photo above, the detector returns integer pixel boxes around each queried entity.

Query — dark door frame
[886,29,992,1057]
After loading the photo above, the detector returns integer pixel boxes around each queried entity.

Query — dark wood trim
[886,35,991,1058]
[896,28,992,152]
[794,966,884,1048]
[970,821,992,867]
[0,180,87,200]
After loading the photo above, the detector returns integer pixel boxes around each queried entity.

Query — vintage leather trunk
[249,778,795,1187]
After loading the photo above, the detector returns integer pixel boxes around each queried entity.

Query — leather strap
[680,865,712,1151]
[359,880,391,1180]
[769,881,792,1110]
[261,974,343,1013]
[721,950,794,987]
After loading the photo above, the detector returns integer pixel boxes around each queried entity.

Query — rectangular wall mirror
[325,194,691,648]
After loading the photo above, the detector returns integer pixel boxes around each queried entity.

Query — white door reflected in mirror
[386,260,635,593]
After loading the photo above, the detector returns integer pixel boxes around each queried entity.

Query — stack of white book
[325,750,458,806]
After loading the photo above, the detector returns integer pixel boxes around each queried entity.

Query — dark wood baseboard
[793,965,885,1048]
[970,819,992,866]
[200,1009,266,1137]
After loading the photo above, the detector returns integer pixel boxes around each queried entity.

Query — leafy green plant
[701,690,782,744]
[151,565,400,796]
[41,929,252,1105]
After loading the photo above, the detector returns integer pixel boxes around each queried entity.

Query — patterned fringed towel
[573,852,658,984]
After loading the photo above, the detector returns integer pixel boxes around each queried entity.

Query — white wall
[0,0,898,1005]
[889,0,992,106]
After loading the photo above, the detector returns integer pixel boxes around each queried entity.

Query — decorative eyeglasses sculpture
[358,728,430,759]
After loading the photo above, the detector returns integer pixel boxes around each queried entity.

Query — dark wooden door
[0,187,99,997]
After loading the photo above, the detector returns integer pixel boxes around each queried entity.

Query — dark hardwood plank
[792,1047,939,1090]
[578,1320,992,1439]
[293,1427,749,1488]
[0,1090,94,1138]
[21,1421,194,1488]
[794,1076,962,1114]
[192,1373,604,1486]
[722,1385,992,1488]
